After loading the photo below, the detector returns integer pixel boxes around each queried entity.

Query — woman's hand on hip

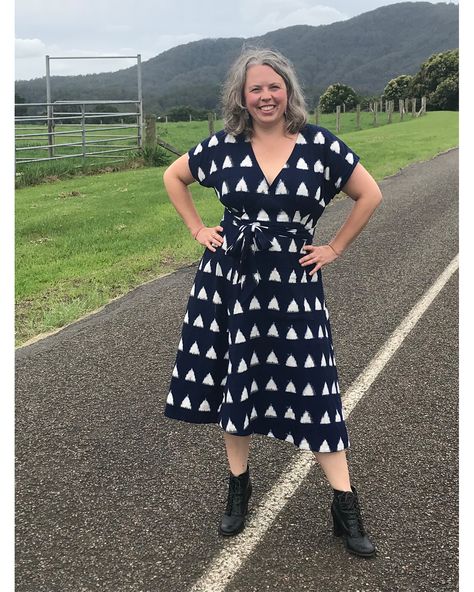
[298,244,340,276]
[195,226,224,252]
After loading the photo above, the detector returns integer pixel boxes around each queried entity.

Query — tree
[382,75,414,103]
[15,93,27,117]
[318,83,358,114]
[409,49,458,110]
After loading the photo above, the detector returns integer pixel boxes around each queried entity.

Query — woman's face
[243,64,288,128]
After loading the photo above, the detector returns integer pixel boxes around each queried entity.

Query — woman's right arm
[162,153,205,238]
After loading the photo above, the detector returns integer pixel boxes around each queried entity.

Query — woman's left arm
[328,162,383,256]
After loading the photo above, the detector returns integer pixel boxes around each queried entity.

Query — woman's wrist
[192,225,205,240]
[328,243,342,257]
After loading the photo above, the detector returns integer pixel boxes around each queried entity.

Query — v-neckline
[248,131,302,191]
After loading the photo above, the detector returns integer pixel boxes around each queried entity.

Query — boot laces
[337,492,366,535]
[222,475,248,515]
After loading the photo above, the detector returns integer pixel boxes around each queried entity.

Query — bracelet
[328,243,342,257]
[192,225,205,240]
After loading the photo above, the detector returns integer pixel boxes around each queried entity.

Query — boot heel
[331,506,344,537]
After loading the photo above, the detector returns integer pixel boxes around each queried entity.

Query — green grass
[15,111,458,346]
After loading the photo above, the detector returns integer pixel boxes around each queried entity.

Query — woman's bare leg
[223,433,251,476]
[313,450,352,490]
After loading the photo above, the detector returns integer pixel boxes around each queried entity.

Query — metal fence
[15,99,143,165]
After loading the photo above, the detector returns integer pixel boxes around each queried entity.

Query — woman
[162,47,382,558]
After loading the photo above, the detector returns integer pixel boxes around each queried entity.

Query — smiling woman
[162,46,381,555]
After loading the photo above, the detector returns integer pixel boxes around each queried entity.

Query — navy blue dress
[163,122,360,453]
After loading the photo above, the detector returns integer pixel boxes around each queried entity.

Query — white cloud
[15,38,47,59]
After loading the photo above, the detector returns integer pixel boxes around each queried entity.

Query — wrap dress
[163,122,360,452]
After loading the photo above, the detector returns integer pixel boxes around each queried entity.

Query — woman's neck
[251,119,289,142]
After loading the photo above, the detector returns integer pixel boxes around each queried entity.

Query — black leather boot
[219,464,252,536]
[331,485,376,557]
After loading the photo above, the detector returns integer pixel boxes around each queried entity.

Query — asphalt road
[16,148,459,592]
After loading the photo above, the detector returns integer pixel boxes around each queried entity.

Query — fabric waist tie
[222,209,313,305]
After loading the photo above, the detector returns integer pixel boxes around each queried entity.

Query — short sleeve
[319,127,360,204]
[187,135,216,189]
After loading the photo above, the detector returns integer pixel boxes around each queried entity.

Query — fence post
[81,103,86,166]
[411,98,417,117]
[208,112,215,136]
[399,99,404,121]
[373,101,378,126]
[336,105,340,133]
[315,105,320,125]
[356,104,360,130]
[387,100,392,123]
[145,114,157,149]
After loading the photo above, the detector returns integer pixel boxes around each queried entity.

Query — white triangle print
[180,395,192,409]
[268,430,275,438]
[199,399,211,412]
[315,297,322,310]
[286,381,296,393]
[226,418,238,433]
[284,407,295,420]
[268,297,280,310]
[222,181,229,195]
[203,373,214,386]
[301,411,313,424]
[190,284,195,296]
[285,433,295,444]
[328,354,333,366]
[206,346,217,359]
[210,319,220,332]
[335,177,342,189]
[236,177,249,192]
[314,159,324,173]
[270,237,282,251]
[321,353,327,366]
[178,338,184,350]
[249,296,261,310]
[267,323,279,337]
[296,158,309,170]
[237,359,248,373]
[325,325,329,337]
[286,355,297,367]
[225,388,233,403]
[289,271,297,283]
[324,166,330,181]
[289,239,298,252]
[304,354,315,368]
[319,440,331,452]
[241,387,249,401]
[293,211,302,223]
[250,324,260,338]
[269,268,281,281]
[322,382,330,395]
[304,299,312,312]
[198,167,206,182]
[213,291,222,304]
[330,140,341,154]
[250,352,259,366]
[166,391,174,405]
[233,300,244,314]
[315,187,321,201]
[243,415,249,429]
[210,160,217,174]
[235,329,246,343]
[286,326,298,340]
[193,143,203,154]
[313,132,325,144]
[320,411,331,424]
[265,404,277,417]
[303,383,315,396]
[183,312,189,324]
[331,381,338,394]
[336,380,340,393]
[334,410,342,422]
[172,365,179,377]
[337,437,345,451]
[296,182,309,196]
[203,261,212,273]
[265,378,278,391]
[318,325,325,338]
[225,133,237,143]
[251,380,258,393]
[185,369,196,382]
[287,299,299,312]
[299,438,311,450]
[208,134,219,147]
[257,209,270,221]
[222,155,233,168]
[304,326,314,339]
[189,342,200,355]
[277,211,290,222]
[257,179,269,194]
[319,197,326,208]
[197,287,208,300]
[346,152,354,165]
[296,133,307,144]
[240,155,253,167]
[193,315,204,328]
[250,406,258,420]
[311,270,319,282]
[275,180,288,195]
[266,350,279,364]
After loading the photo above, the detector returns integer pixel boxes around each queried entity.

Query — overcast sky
[15,0,458,81]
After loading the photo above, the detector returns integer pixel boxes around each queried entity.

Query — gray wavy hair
[221,47,308,139]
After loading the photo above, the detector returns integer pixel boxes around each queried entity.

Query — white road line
[190,254,459,592]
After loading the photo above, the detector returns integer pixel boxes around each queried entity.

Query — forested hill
[15,1,458,113]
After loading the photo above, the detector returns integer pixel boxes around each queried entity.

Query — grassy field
[15,111,458,346]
